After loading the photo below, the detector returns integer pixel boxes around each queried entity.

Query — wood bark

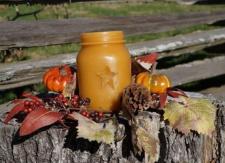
[0,94,224,162]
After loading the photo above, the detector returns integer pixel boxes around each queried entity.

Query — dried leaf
[69,112,116,144]
[63,73,76,98]
[136,127,158,162]
[22,92,42,102]
[159,93,167,108]
[19,108,63,136]
[164,97,216,136]
[131,59,147,75]
[4,103,25,124]
[136,53,158,64]
[12,99,24,104]
[132,112,160,163]
[167,88,188,98]
[136,53,158,71]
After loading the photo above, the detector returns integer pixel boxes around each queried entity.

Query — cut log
[0,93,224,162]
[1,11,225,50]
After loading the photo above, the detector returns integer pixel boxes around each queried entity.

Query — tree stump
[0,93,224,163]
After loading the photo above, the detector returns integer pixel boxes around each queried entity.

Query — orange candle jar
[77,31,131,112]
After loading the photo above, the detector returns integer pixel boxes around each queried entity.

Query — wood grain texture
[1,28,225,90]
[1,11,225,50]
[0,93,224,162]
[158,56,225,86]
[128,28,225,57]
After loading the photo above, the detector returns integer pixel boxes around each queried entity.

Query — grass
[0,2,225,21]
[22,44,80,60]
[126,24,217,43]
[16,24,217,60]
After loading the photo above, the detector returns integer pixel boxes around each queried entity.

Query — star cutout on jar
[97,66,117,89]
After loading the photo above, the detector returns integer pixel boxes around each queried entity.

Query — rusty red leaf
[4,103,25,124]
[160,93,168,109]
[22,92,42,102]
[12,99,24,104]
[19,107,63,136]
[136,52,158,64]
[167,88,188,98]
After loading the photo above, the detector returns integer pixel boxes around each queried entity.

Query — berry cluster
[23,100,44,113]
[47,94,91,110]
[80,110,104,122]
[46,94,104,122]
[71,95,79,107]
[54,94,69,107]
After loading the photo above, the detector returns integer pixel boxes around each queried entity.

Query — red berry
[58,94,64,100]
[63,101,68,106]
[29,101,34,106]
[39,105,45,109]
[98,112,104,118]
[72,101,78,107]
[81,111,87,116]
[24,100,30,107]
[86,112,90,118]
[72,95,79,101]
[24,109,28,113]
[28,108,32,112]
[34,101,41,106]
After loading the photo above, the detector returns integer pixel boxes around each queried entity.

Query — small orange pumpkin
[136,72,171,94]
[43,65,73,92]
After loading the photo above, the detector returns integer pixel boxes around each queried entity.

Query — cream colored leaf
[132,112,160,163]
[63,73,76,98]
[164,97,216,136]
[136,127,159,163]
[69,112,116,144]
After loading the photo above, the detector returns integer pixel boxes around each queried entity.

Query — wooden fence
[0,9,225,97]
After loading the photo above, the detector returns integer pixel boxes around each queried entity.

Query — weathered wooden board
[201,85,225,100]
[1,55,225,90]
[158,56,225,86]
[1,11,225,50]
[129,27,225,58]
[1,28,225,90]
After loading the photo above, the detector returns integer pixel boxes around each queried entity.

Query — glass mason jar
[77,31,131,112]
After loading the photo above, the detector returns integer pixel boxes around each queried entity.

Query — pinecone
[122,84,160,113]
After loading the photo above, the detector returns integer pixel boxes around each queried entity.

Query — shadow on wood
[8,8,43,21]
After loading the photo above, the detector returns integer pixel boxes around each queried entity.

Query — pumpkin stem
[150,62,157,74]
[59,66,67,76]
